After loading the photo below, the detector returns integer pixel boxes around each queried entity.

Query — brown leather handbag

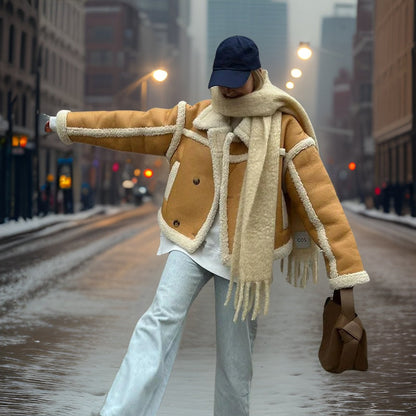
[318,288,368,373]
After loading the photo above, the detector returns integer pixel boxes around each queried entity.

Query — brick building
[373,0,416,215]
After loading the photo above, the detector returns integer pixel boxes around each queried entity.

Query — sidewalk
[0,204,133,240]
[342,199,416,229]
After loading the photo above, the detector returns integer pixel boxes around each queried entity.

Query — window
[43,48,49,78]
[86,74,113,94]
[31,36,37,73]
[88,50,113,66]
[51,52,56,84]
[87,26,114,43]
[8,24,15,64]
[0,19,3,60]
[21,94,27,126]
[20,31,27,70]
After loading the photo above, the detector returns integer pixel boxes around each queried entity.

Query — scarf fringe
[225,278,271,322]
[285,249,319,288]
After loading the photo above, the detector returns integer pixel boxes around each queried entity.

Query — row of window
[0,19,37,72]
[41,0,83,44]
[376,138,412,185]
[1,20,83,100]
[42,46,83,98]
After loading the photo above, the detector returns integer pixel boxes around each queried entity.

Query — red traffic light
[112,162,120,172]
[143,169,153,178]
[348,162,356,171]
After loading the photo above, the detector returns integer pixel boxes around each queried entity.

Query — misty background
[3,0,400,224]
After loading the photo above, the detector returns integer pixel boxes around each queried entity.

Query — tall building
[0,0,38,222]
[84,0,184,205]
[330,68,354,200]
[315,3,356,165]
[85,0,141,111]
[351,0,374,204]
[0,0,85,221]
[207,0,288,88]
[135,0,186,106]
[373,0,416,215]
[38,0,86,214]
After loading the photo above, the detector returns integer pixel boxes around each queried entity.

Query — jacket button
[193,178,200,185]
[173,220,180,227]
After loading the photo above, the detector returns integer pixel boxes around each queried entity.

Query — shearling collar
[193,103,228,130]
[193,104,252,146]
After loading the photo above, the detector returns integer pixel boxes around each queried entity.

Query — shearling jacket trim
[287,158,338,278]
[166,101,187,160]
[56,110,71,144]
[283,137,315,174]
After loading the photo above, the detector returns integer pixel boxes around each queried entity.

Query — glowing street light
[285,81,295,90]
[290,68,302,78]
[297,42,313,60]
[152,69,168,82]
[117,68,169,110]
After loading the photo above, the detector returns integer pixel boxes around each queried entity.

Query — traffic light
[143,168,153,178]
[59,175,72,189]
[12,135,28,148]
[348,162,356,171]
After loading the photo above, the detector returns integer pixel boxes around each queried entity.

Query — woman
[46,35,369,416]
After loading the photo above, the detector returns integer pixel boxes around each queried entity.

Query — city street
[0,204,415,415]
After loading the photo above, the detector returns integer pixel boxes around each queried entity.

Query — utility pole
[33,1,41,217]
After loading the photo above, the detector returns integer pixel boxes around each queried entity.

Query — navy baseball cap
[208,35,261,89]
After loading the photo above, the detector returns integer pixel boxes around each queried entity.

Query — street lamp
[297,42,313,60]
[285,81,295,90]
[118,69,168,110]
[290,68,302,78]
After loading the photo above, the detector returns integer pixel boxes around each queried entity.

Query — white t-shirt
[157,212,231,280]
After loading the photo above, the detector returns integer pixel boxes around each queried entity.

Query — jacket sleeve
[54,101,187,157]
[282,115,370,290]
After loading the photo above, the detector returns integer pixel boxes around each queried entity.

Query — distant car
[133,185,152,205]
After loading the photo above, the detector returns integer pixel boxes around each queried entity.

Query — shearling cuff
[329,271,370,290]
[56,110,72,145]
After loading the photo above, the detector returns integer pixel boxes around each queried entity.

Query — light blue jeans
[100,250,257,416]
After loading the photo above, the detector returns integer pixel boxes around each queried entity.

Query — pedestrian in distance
[43,35,369,416]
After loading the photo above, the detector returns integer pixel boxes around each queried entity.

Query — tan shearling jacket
[55,100,370,290]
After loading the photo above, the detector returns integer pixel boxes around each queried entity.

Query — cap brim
[208,70,251,89]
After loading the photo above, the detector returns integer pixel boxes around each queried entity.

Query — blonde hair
[251,69,265,91]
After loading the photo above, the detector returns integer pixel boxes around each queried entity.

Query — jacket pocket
[164,160,180,200]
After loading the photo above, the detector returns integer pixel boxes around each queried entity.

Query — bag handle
[334,287,355,319]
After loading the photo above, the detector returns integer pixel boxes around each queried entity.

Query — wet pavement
[0,206,415,415]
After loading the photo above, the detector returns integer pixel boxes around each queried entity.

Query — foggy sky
[189,0,357,116]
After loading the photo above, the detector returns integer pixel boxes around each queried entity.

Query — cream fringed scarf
[211,71,318,322]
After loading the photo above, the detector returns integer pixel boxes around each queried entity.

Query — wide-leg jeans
[100,250,257,416]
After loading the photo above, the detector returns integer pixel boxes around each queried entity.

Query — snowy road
[0,205,415,415]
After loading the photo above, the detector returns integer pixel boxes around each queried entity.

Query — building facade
[0,0,85,221]
[351,0,374,205]
[373,0,416,215]
[38,0,86,214]
[0,0,38,222]
[315,3,356,167]
[84,0,184,205]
